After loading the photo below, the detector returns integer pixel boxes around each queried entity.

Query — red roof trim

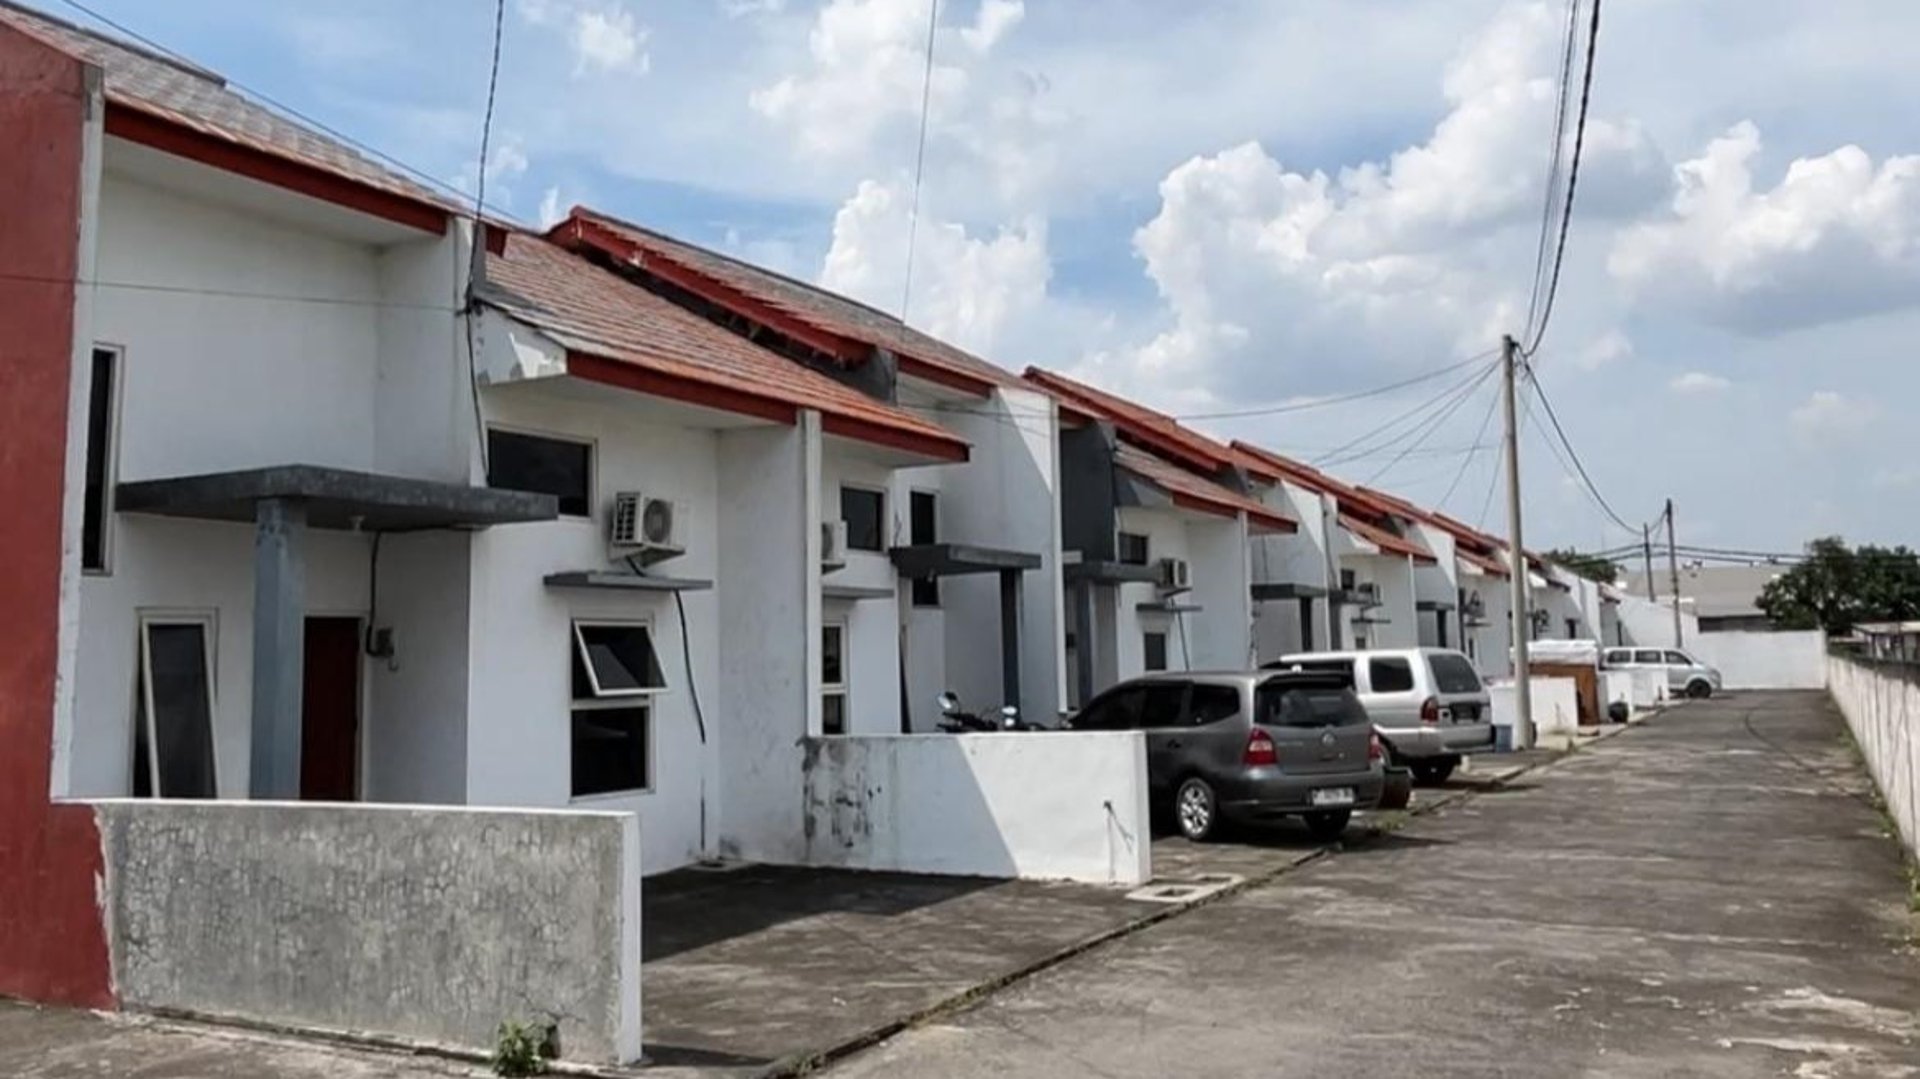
[566,350,797,425]
[103,103,449,237]
[897,354,997,398]
[1338,513,1436,564]
[1025,369,1227,475]
[822,412,970,463]
[1167,491,1296,534]
[554,216,871,365]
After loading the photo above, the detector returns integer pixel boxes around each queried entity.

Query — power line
[1522,0,1582,340]
[1362,362,1500,485]
[1439,389,1501,509]
[464,0,507,475]
[1171,351,1496,421]
[1312,358,1500,468]
[1526,367,1638,532]
[1523,0,1604,356]
[899,0,941,323]
[0,268,456,310]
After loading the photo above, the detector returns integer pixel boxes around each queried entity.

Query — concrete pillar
[249,497,306,798]
[1073,579,1095,706]
[999,569,1023,709]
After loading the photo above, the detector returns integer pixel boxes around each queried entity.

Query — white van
[1264,647,1495,785]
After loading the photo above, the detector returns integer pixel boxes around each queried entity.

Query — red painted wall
[0,23,113,1008]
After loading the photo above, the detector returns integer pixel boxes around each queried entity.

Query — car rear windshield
[1427,652,1484,694]
[1256,684,1367,728]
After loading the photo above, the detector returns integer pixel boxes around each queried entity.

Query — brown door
[301,617,362,801]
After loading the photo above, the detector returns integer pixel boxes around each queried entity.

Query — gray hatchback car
[1066,670,1386,842]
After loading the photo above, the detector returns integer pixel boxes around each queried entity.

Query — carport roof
[1116,445,1297,534]
[115,465,557,531]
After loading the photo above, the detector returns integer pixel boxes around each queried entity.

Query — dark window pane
[842,487,885,551]
[1143,631,1168,672]
[144,623,216,798]
[822,625,844,686]
[1634,650,1662,664]
[1074,686,1143,731]
[83,348,115,571]
[488,429,591,516]
[1339,568,1357,591]
[1189,685,1241,726]
[909,491,939,606]
[1427,653,1483,693]
[1137,682,1188,728]
[574,624,664,698]
[1257,686,1366,728]
[1117,531,1150,566]
[131,691,153,798]
[1369,657,1415,692]
[571,706,648,796]
[1664,651,1691,665]
[822,694,846,736]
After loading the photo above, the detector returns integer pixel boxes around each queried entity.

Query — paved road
[827,692,1920,1078]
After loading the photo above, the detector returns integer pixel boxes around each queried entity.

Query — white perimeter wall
[800,732,1151,884]
[1827,657,1920,861]
[466,382,724,875]
[1691,630,1828,689]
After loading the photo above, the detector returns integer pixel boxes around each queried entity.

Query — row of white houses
[11,2,1615,883]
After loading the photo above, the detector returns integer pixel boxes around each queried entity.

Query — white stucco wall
[1614,591,1698,649]
[465,383,724,875]
[715,414,820,866]
[800,732,1151,884]
[1826,657,1919,861]
[1690,631,1827,689]
[363,529,471,805]
[1340,553,1417,650]
[934,387,1066,723]
[1462,573,1513,678]
[820,446,906,735]
[1110,506,1196,679]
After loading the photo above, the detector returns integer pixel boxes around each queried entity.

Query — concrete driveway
[825,692,1920,1078]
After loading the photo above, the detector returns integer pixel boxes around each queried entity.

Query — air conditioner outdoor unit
[1157,557,1192,593]
[609,491,684,564]
[1353,581,1381,606]
[821,519,849,570]
[1463,592,1487,619]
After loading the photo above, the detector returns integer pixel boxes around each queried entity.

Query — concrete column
[249,497,306,798]
[1073,579,1095,707]
[999,569,1023,709]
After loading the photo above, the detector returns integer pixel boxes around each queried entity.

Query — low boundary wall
[90,800,642,1063]
[1827,657,1920,860]
[801,732,1152,885]
[1693,631,1827,689]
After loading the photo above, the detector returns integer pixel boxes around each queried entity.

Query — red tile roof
[1456,547,1511,578]
[0,2,458,226]
[1023,368,1275,481]
[1115,445,1296,534]
[483,234,968,462]
[553,208,1026,397]
[1338,513,1437,564]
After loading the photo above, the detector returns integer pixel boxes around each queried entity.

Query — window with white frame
[821,621,848,735]
[570,621,665,797]
[133,613,218,798]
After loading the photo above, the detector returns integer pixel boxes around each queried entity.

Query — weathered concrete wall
[1489,676,1581,738]
[1827,657,1920,860]
[91,801,642,1063]
[801,732,1151,885]
[1692,630,1827,689]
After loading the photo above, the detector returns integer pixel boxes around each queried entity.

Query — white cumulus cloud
[961,0,1024,53]
[1610,122,1920,333]
[573,7,649,74]
[1669,371,1729,394]
[1790,390,1874,447]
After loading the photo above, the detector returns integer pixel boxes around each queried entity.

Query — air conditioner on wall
[1158,557,1192,593]
[821,519,848,570]
[609,492,684,564]
[1354,581,1381,606]
[1463,592,1487,619]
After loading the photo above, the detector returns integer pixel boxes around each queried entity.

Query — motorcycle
[935,690,1045,732]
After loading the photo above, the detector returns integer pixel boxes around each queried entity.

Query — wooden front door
[301,616,362,801]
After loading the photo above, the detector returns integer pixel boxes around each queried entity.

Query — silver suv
[1266,647,1494,786]
[1601,647,1722,699]
[1065,670,1386,842]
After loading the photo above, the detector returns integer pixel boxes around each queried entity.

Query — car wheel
[1411,759,1457,786]
[1304,809,1351,842]
[1174,777,1219,842]
[1686,680,1712,699]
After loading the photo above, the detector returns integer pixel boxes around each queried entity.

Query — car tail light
[1368,731,1384,761]
[1420,697,1440,725]
[1244,728,1278,767]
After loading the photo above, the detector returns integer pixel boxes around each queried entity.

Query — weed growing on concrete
[491,1020,555,1077]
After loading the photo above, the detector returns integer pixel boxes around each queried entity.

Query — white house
[546,210,1068,732]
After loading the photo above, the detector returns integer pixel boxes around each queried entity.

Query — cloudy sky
[48,0,1920,554]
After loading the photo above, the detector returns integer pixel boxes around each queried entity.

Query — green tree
[1755,536,1920,635]
[1544,548,1621,584]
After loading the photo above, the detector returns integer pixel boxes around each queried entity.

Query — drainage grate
[1125,874,1243,904]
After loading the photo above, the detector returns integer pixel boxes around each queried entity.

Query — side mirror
[937,691,960,713]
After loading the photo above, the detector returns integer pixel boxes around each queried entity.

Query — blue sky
[38,0,1920,556]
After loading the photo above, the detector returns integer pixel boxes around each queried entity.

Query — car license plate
[1311,787,1355,807]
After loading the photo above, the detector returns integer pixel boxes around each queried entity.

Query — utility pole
[1664,498,1683,647]
[1641,523,1656,600]
[1500,334,1534,749]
